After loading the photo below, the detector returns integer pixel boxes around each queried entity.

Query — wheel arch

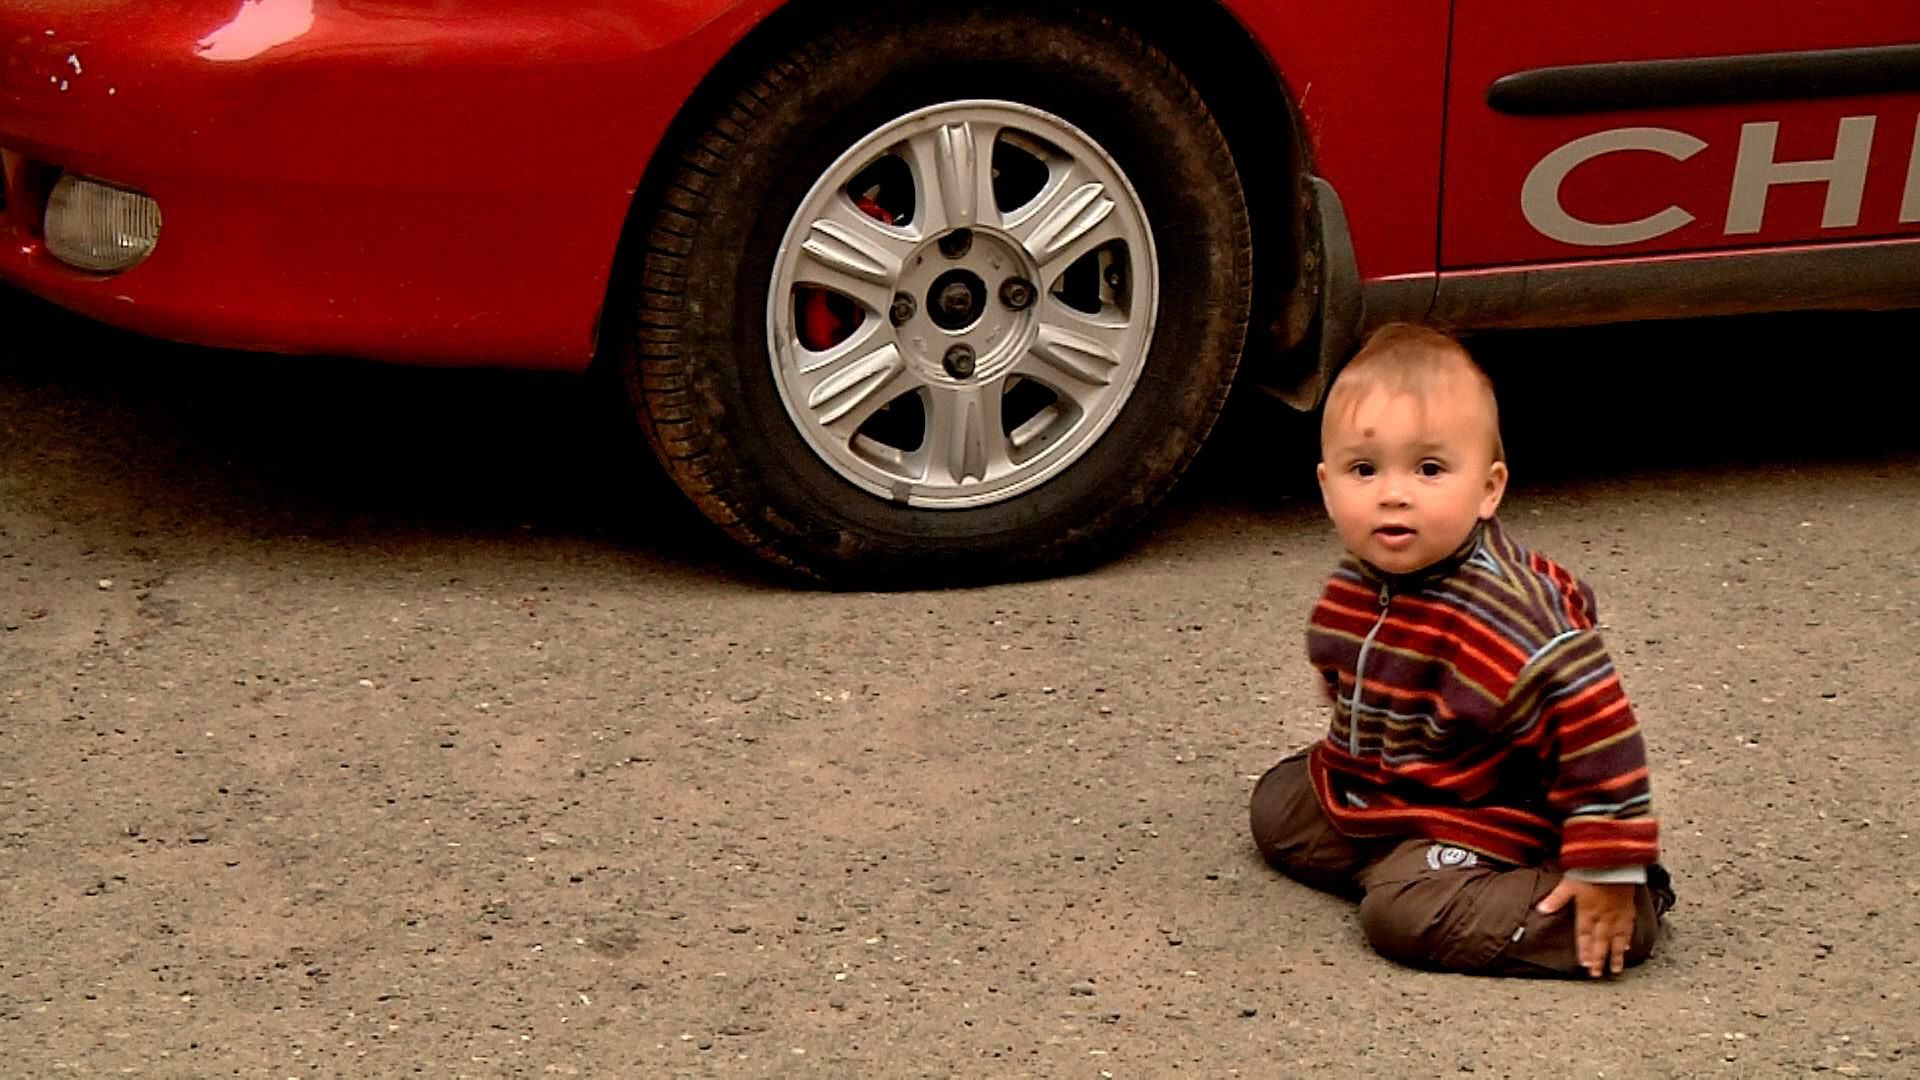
[1105,2,1333,410]
[598,1,1330,403]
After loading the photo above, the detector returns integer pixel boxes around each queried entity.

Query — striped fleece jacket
[1305,517,1659,873]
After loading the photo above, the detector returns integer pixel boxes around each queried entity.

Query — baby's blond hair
[1320,323,1505,463]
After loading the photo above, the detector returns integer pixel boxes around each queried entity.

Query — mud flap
[1258,174,1364,412]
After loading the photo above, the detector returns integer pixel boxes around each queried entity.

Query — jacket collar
[1347,517,1495,595]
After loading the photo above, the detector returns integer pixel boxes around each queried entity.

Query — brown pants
[1248,755,1662,977]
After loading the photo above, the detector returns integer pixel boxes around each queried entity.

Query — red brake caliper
[798,195,895,352]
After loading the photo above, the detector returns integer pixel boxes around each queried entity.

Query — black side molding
[1418,238,1920,331]
[1488,43,1920,117]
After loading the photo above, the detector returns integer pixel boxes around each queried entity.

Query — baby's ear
[1479,460,1509,519]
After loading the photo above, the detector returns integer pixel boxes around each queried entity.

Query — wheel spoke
[922,380,1010,486]
[799,340,911,432]
[905,121,1002,234]
[1035,210,1129,285]
[793,199,911,312]
[794,317,884,375]
[1016,298,1134,410]
[1005,164,1126,278]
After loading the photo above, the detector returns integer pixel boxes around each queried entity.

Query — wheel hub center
[892,227,1040,383]
[928,270,986,331]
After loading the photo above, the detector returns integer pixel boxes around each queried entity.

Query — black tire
[619,5,1252,587]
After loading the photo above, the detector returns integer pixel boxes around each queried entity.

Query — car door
[1440,1,1920,269]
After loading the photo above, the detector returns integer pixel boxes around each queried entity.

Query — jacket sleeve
[1508,630,1660,872]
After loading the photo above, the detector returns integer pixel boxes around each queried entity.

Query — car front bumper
[0,1,724,368]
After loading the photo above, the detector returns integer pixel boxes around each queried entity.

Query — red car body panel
[1442,0,1920,268]
[0,0,777,367]
[1235,0,1453,282]
[0,1,1914,370]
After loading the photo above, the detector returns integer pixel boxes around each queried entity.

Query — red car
[4,2,1916,583]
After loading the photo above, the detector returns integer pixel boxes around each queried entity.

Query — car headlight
[44,173,162,273]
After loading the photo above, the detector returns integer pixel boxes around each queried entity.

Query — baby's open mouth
[1374,525,1416,549]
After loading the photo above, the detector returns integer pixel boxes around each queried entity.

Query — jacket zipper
[1347,583,1392,756]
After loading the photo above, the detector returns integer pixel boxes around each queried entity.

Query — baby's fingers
[1576,919,1604,977]
[1606,919,1632,975]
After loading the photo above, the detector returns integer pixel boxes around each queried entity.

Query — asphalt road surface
[3,291,1917,1077]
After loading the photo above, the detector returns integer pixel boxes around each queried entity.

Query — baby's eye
[1418,460,1446,478]
[1349,462,1376,479]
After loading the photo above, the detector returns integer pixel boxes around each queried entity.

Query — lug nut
[890,292,916,326]
[943,344,977,379]
[1103,265,1125,293]
[998,277,1035,310]
[937,228,973,259]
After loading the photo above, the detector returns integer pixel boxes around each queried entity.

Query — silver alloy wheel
[767,100,1159,509]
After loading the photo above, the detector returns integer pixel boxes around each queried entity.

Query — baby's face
[1316,374,1507,576]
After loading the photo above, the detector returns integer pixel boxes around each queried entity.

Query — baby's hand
[1536,877,1638,977]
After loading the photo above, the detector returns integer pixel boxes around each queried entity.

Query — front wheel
[620,7,1252,586]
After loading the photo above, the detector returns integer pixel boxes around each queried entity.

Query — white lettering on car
[1727,115,1874,234]
[1521,127,1706,246]
[1902,114,1920,224]
[1523,113,1920,245]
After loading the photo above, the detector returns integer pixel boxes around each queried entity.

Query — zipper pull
[1378,584,1391,607]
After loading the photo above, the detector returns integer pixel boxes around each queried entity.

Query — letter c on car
[1521,127,1708,246]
